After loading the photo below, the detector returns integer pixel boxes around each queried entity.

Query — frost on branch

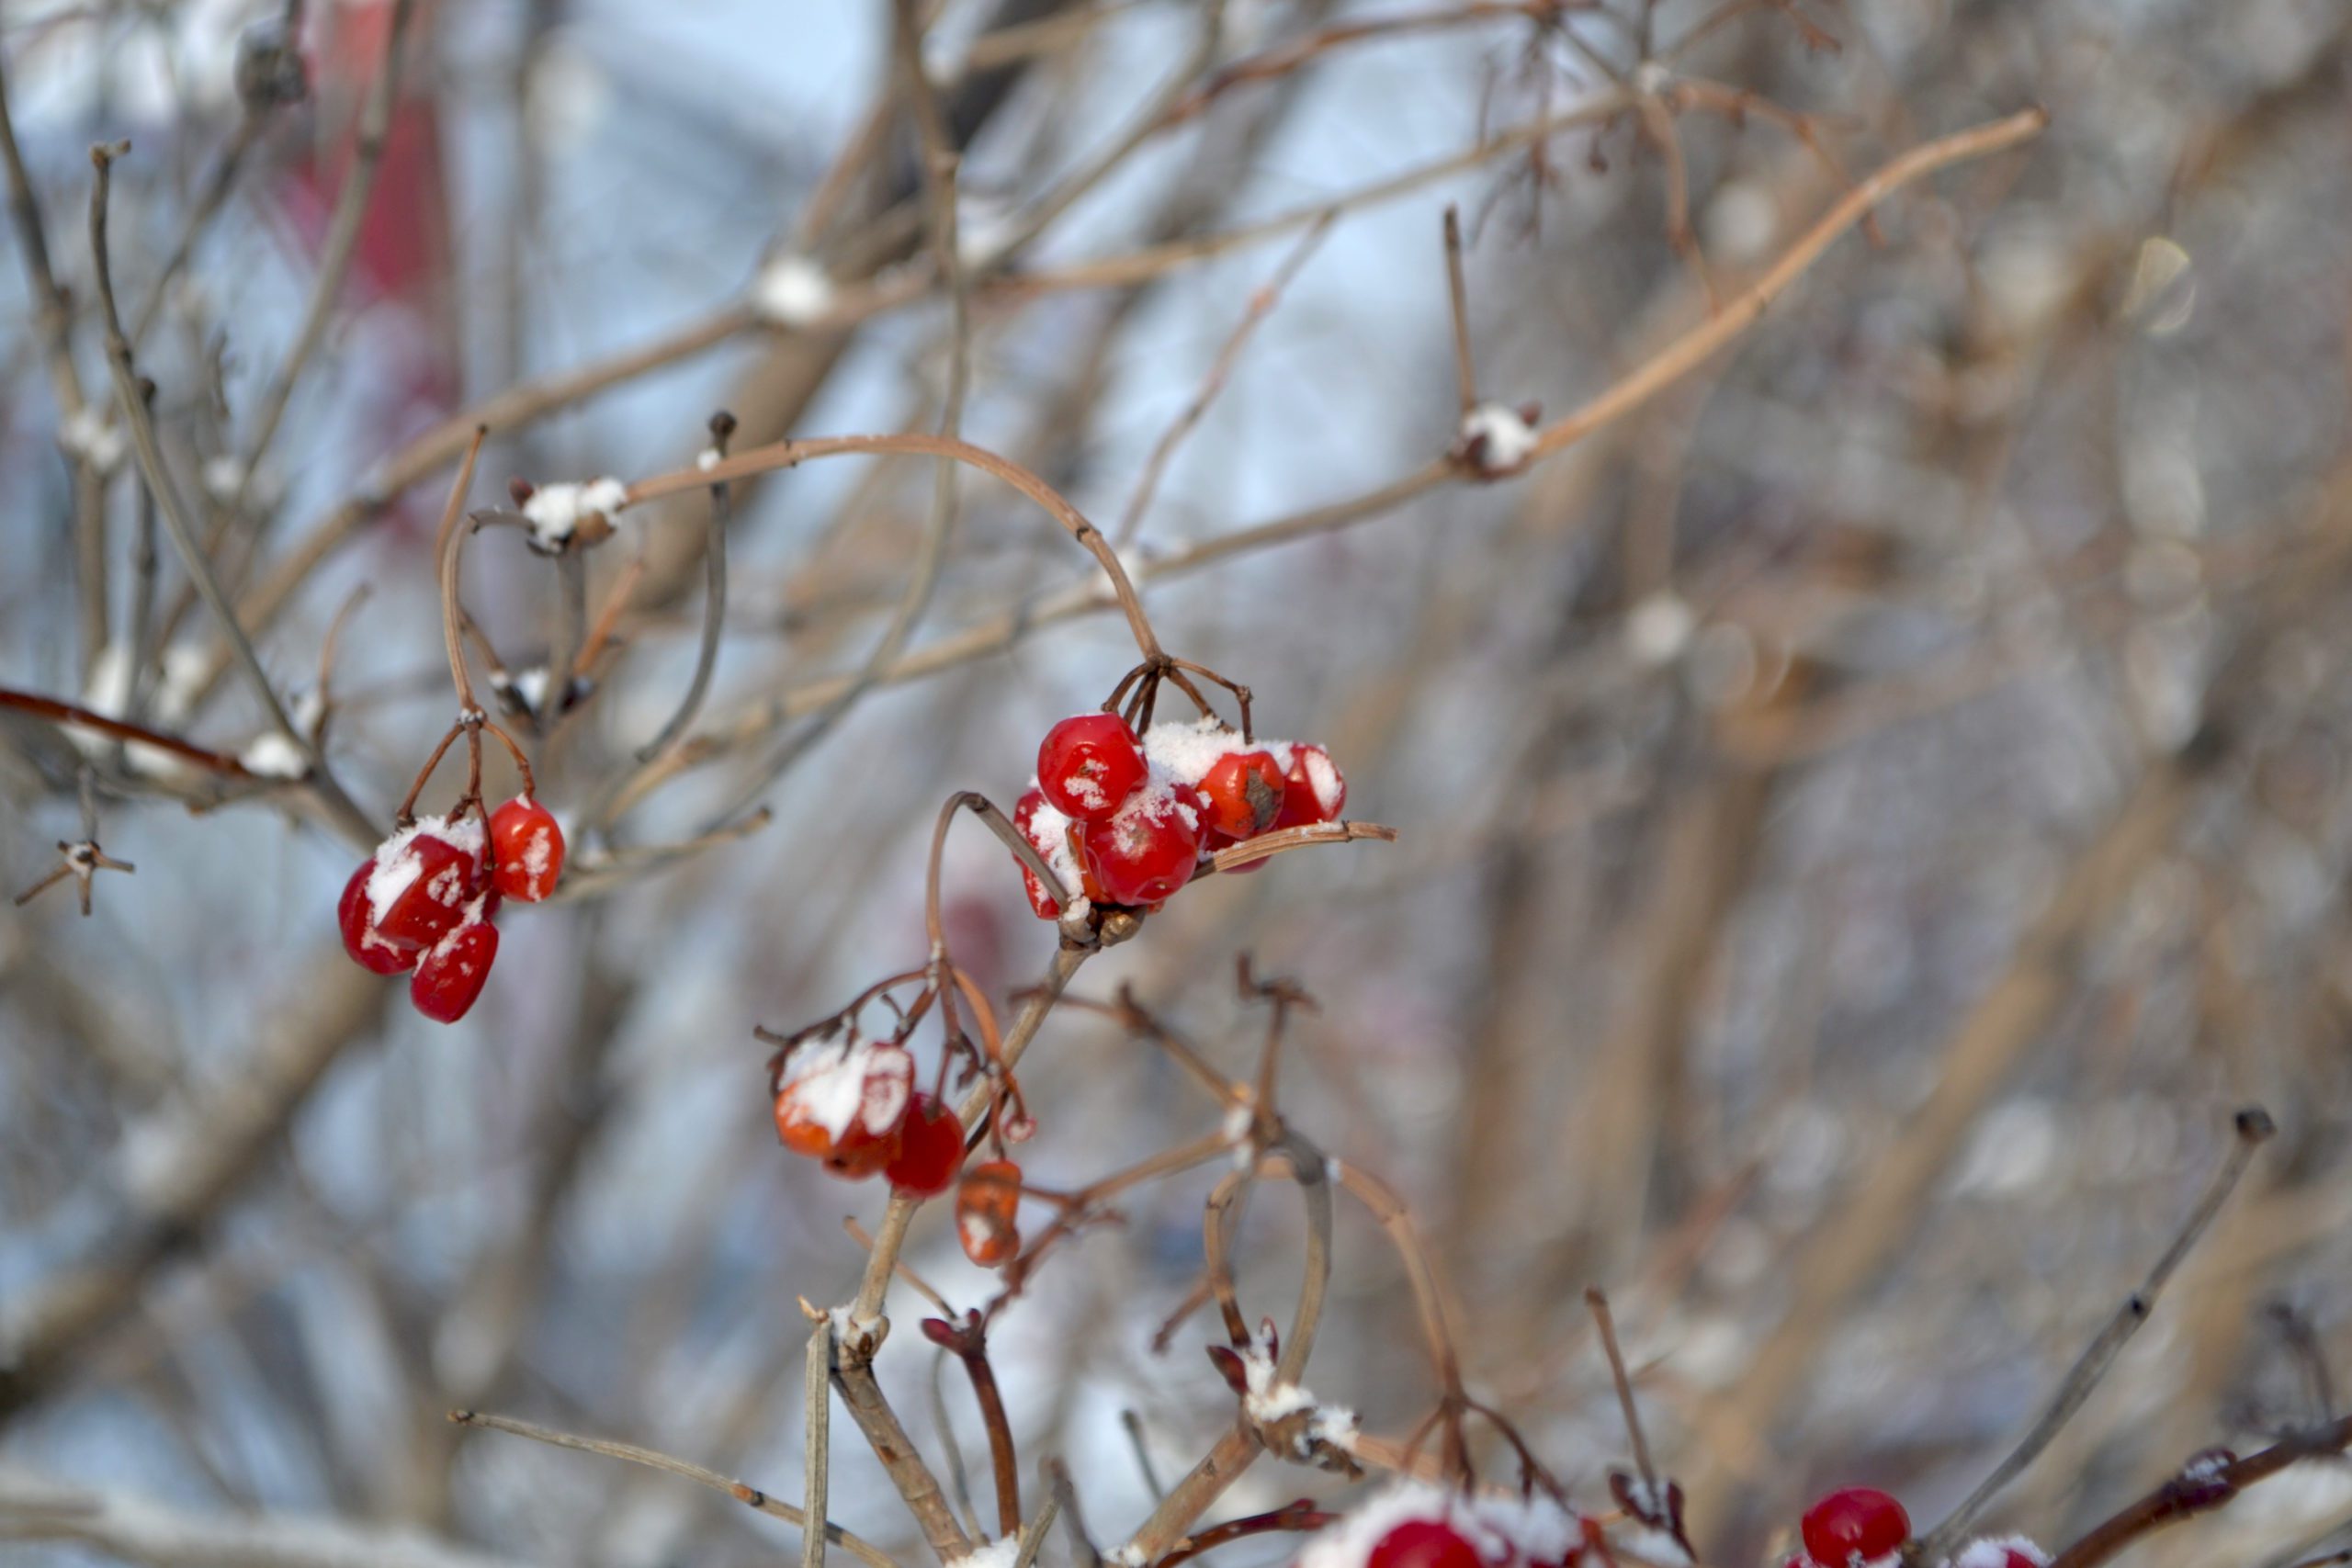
[520,477,628,553]
[1453,402,1540,477]
[1209,1319,1363,1477]
[752,254,837,328]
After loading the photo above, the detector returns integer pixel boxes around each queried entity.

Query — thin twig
[445,1409,899,1568]
[85,141,377,845]
[1914,1107,2279,1564]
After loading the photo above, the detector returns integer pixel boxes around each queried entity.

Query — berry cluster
[1014,714,1345,917]
[336,795,564,1022]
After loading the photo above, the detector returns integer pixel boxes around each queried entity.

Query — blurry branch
[2047,1416,2352,1568]
[0,949,388,1419]
[1114,213,1334,547]
[1915,1108,2278,1563]
[0,46,106,670]
[447,1410,899,1568]
[0,1463,536,1568]
[231,0,417,507]
[85,142,379,846]
[0,686,255,779]
[1684,747,2205,1529]
[643,109,2047,810]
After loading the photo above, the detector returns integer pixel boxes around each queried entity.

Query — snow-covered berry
[956,1158,1022,1266]
[411,919,498,1023]
[1037,713,1148,821]
[1800,1488,1909,1568]
[885,1092,967,1197]
[489,795,564,902]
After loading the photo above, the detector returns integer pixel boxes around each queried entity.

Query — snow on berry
[956,1158,1022,1267]
[1952,1540,2050,1568]
[339,862,416,975]
[489,795,565,901]
[1036,712,1148,821]
[1013,786,1093,920]
[773,1033,915,1169]
[1081,773,1204,905]
[1199,749,1286,839]
[363,815,487,953]
[1296,1485,1524,1568]
[411,918,498,1024]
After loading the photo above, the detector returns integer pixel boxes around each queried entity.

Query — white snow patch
[521,478,628,551]
[364,815,484,926]
[1953,1538,2047,1568]
[1626,592,1696,666]
[1457,403,1538,473]
[239,730,310,779]
[58,405,126,474]
[945,1534,1025,1568]
[696,446,722,472]
[776,1033,912,1142]
[752,254,837,327]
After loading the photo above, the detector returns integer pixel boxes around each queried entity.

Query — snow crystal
[521,478,628,551]
[752,254,837,327]
[1457,403,1539,474]
[200,455,244,502]
[1625,593,1696,666]
[1234,1330,1362,1464]
[58,405,126,474]
[696,446,722,472]
[1953,1539,2048,1568]
[239,730,310,779]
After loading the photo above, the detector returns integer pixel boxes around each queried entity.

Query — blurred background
[4,2,2351,1566]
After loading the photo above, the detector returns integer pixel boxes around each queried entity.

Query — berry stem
[433,426,490,715]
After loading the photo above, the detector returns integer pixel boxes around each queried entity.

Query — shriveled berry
[368,819,486,953]
[411,920,498,1023]
[1274,743,1345,829]
[1037,713,1147,821]
[1198,750,1285,840]
[1801,1488,1910,1568]
[956,1158,1023,1267]
[339,860,416,974]
[1013,787,1067,919]
[774,1039,915,1177]
[1367,1518,1484,1568]
[1081,784,1203,906]
[885,1093,967,1197]
[489,795,564,901]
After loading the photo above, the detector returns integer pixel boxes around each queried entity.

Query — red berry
[1367,1518,1484,1568]
[956,1158,1023,1267]
[1036,713,1147,821]
[488,795,564,902]
[1801,1489,1910,1568]
[774,1040,915,1176]
[411,919,498,1023]
[885,1093,967,1196]
[368,820,486,952]
[1275,744,1345,829]
[339,860,416,974]
[1080,784,1203,906]
[1198,750,1286,840]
